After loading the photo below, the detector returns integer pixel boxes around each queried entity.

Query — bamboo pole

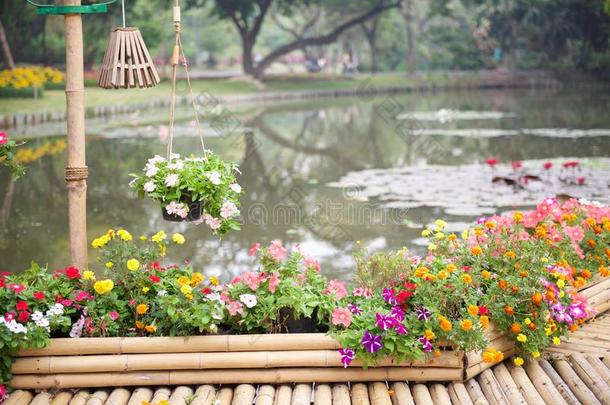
[105,389,131,405]
[522,359,568,405]
[567,354,610,403]
[67,390,89,405]
[429,384,452,405]
[126,388,153,405]
[291,384,312,405]
[389,382,415,405]
[410,384,433,404]
[586,355,610,385]
[84,390,107,405]
[505,361,545,405]
[331,384,350,405]
[368,382,392,405]
[3,390,34,405]
[476,369,510,405]
[490,363,526,405]
[274,385,292,405]
[254,385,275,405]
[63,0,88,270]
[537,359,581,405]
[463,379,489,405]
[168,386,193,405]
[190,385,215,405]
[313,384,332,405]
[552,359,601,404]
[231,385,255,405]
[50,392,73,405]
[447,382,473,405]
[150,388,171,405]
[215,388,233,405]
[30,392,52,405]
[351,383,370,405]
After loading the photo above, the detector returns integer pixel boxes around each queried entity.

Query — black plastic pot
[279,308,316,333]
[161,199,203,222]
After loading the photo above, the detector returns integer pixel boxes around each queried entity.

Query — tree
[0,19,14,69]
[202,0,400,78]
[360,15,381,72]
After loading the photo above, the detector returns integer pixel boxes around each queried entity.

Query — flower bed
[0,67,64,98]
[1,198,609,392]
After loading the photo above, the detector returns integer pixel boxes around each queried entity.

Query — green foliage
[0,135,26,180]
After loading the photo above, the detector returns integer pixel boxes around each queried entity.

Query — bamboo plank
[169,386,193,405]
[410,384,433,405]
[292,384,312,405]
[127,388,152,405]
[3,390,34,405]
[490,363,526,405]
[538,359,580,405]
[522,359,569,405]
[106,389,131,405]
[150,388,171,405]
[131,29,151,86]
[30,392,52,405]
[568,354,610,403]
[215,387,233,405]
[429,384,451,405]
[447,382,474,405]
[389,382,414,405]
[314,384,332,405]
[118,30,126,88]
[135,29,160,84]
[190,385,215,405]
[255,385,275,405]
[50,392,73,405]
[586,355,610,385]
[552,359,601,405]
[351,383,370,405]
[124,30,135,88]
[274,385,292,405]
[331,384,350,405]
[506,361,545,405]
[368,382,391,405]
[69,391,91,405]
[464,379,489,405]
[232,385,256,405]
[476,369,509,405]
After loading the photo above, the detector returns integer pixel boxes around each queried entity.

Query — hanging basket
[98,27,160,89]
[161,198,203,222]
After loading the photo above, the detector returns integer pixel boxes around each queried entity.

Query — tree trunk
[0,19,15,69]
[241,34,257,77]
[401,0,416,77]
[506,20,518,73]
[369,39,378,73]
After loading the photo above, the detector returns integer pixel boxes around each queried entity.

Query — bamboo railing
[9,277,609,389]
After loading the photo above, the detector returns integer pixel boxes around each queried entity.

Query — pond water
[1,87,609,280]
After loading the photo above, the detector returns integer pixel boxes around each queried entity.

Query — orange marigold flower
[461,319,473,331]
[587,239,596,248]
[467,305,479,316]
[504,251,516,259]
[446,264,457,273]
[493,351,504,362]
[136,304,148,315]
[485,221,496,229]
[528,322,537,331]
[569,324,579,332]
[135,321,144,329]
[439,316,452,332]
[479,316,489,329]
[448,233,457,241]
[586,217,597,226]
[573,277,585,288]
[462,274,473,284]
[600,265,609,277]
[424,329,436,340]
[504,306,515,316]
[498,280,508,289]
[415,267,429,278]
[471,245,483,255]
[511,286,520,293]
[581,269,592,279]
[519,271,528,277]
[145,324,157,333]
[513,212,523,222]
[474,229,484,237]
[535,226,547,238]
[511,323,521,333]
[532,292,543,305]
[482,270,491,279]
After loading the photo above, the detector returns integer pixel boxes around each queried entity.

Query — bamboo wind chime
[98,0,160,89]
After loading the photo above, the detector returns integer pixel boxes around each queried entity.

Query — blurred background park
[1,0,610,278]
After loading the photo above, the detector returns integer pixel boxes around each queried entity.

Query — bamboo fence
[9,278,609,389]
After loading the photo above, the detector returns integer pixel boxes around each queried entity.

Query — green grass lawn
[0,72,462,116]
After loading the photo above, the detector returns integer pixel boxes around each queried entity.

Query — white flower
[239,294,257,308]
[170,153,181,160]
[31,311,44,322]
[220,201,239,219]
[165,174,180,187]
[230,183,242,193]
[157,290,168,297]
[128,178,137,188]
[203,213,221,230]
[46,303,64,317]
[207,171,221,185]
[143,181,156,192]
[148,155,166,164]
[145,165,159,177]
[168,161,184,170]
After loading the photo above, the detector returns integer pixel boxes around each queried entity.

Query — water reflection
[1,87,609,279]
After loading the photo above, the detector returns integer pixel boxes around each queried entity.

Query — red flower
[62,299,73,306]
[0,131,7,146]
[65,266,81,279]
[149,275,161,283]
[485,158,499,167]
[33,292,45,300]
[18,311,29,323]
[201,287,212,295]
[9,283,25,293]
[478,306,490,315]
[74,291,92,301]
[4,312,16,321]
[0,279,4,288]
[403,282,417,290]
[16,301,28,311]
[463,266,472,272]
[577,176,585,185]
[563,160,579,168]
[543,162,553,170]
[396,290,412,303]
[511,161,522,170]
[249,242,261,257]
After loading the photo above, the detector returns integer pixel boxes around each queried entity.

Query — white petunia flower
[165,174,179,187]
[220,201,239,219]
[239,294,257,308]
[207,171,221,185]
[145,165,159,177]
[157,290,168,297]
[143,181,156,192]
[230,183,242,193]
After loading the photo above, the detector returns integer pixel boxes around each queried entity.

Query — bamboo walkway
[4,314,610,405]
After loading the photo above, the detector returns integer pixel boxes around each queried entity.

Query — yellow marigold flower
[481,270,491,279]
[540,257,549,263]
[524,318,532,325]
[83,270,95,281]
[514,357,524,367]
[142,287,150,293]
[139,235,148,241]
[552,337,561,346]
[145,325,157,333]
[448,233,457,241]
[504,251,516,259]
[482,350,495,363]
[557,279,565,289]
[532,351,540,359]
[435,232,445,240]
[94,279,114,295]
[135,321,144,329]
[462,229,469,240]
[470,245,483,255]
[467,305,479,316]
[479,315,489,329]
[434,219,447,229]
[461,319,473,331]
[191,272,204,286]
[106,229,115,238]
[424,329,436,340]
[474,229,484,237]
[172,233,185,244]
[461,274,473,284]
[209,276,219,286]
[141,401,150,405]
[415,267,429,278]
[513,212,523,222]
[428,243,437,251]
[127,259,140,271]
[544,327,553,336]
[180,284,193,296]
[437,270,448,280]
[158,400,168,405]
[421,229,431,237]
[105,261,114,268]
[159,244,167,257]
[516,333,527,343]
[136,304,148,315]
[446,264,457,273]
[117,229,132,241]
[177,276,190,286]
[151,230,167,243]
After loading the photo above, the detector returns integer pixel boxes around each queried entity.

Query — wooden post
[63,0,88,270]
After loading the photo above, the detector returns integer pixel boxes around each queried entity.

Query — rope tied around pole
[65,166,89,182]
[166,0,207,161]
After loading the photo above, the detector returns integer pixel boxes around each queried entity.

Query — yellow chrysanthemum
[151,230,167,243]
[93,279,114,295]
[105,261,113,269]
[172,233,185,244]
[514,357,524,367]
[209,276,219,286]
[177,276,190,286]
[83,270,95,281]
[127,259,140,272]
[117,229,132,241]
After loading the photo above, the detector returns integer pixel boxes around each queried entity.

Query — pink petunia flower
[268,271,280,293]
[268,240,287,261]
[249,242,261,257]
[227,301,244,316]
[325,279,348,300]
[332,308,353,328]
[243,272,260,291]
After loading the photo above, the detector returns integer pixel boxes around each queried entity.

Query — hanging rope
[121,0,126,27]
[166,0,207,160]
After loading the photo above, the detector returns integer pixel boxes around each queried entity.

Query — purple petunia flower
[338,348,355,368]
[569,303,586,320]
[375,313,395,331]
[416,306,431,321]
[361,330,383,353]
[394,322,408,335]
[391,306,405,321]
[382,288,397,305]
[418,336,432,352]
[348,303,361,315]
